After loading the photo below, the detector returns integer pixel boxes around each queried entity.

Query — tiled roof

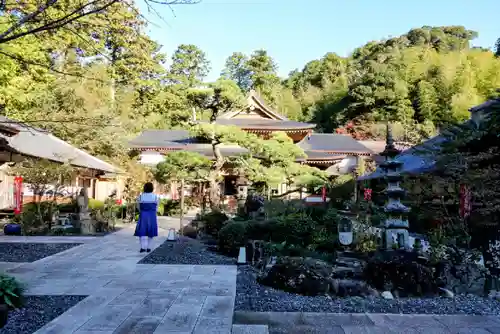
[128,130,192,148]
[213,118,315,130]
[0,116,117,173]
[469,98,500,113]
[298,134,373,154]
[302,151,346,160]
[186,144,249,158]
[359,120,476,180]
[218,90,287,121]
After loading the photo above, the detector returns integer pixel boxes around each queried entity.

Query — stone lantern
[379,123,410,250]
[235,176,249,215]
[338,216,353,246]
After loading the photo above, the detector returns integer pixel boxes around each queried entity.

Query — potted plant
[0,274,24,328]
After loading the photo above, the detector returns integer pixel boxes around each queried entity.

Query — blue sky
[139,0,499,81]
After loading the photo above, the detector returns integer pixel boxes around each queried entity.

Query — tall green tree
[221,52,251,92]
[168,44,211,87]
[0,0,198,45]
[246,49,281,105]
[188,79,246,207]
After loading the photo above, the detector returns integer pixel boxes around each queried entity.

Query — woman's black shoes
[146,249,151,253]
[140,249,146,253]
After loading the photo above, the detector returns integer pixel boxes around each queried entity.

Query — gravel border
[0,295,87,334]
[0,243,82,263]
[236,265,500,315]
[138,237,236,265]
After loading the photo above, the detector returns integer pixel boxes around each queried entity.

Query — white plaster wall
[139,152,164,166]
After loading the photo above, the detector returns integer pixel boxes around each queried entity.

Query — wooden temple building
[129,91,374,204]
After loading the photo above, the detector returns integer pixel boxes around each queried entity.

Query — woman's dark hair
[143,182,154,193]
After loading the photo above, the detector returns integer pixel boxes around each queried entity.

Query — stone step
[232,324,269,334]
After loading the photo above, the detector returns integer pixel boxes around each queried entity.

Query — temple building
[129,91,373,201]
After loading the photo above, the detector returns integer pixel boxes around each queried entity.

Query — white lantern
[338,217,353,246]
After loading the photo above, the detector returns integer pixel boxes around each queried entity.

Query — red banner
[13,176,23,215]
[321,186,327,202]
[459,184,471,218]
[364,188,372,201]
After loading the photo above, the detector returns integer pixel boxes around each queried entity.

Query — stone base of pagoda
[385,228,410,250]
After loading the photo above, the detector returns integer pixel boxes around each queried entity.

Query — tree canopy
[0,16,498,199]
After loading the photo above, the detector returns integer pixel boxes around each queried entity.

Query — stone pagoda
[379,123,410,250]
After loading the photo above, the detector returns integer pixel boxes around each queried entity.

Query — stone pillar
[77,187,94,234]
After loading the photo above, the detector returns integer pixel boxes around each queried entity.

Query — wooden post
[353,177,358,203]
[179,178,185,238]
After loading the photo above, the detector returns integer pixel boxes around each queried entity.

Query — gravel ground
[0,243,82,263]
[138,237,236,265]
[0,295,87,334]
[236,265,500,315]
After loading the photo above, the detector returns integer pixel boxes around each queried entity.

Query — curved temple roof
[0,116,117,173]
[214,90,315,131]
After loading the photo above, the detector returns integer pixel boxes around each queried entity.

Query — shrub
[270,213,318,247]
[353,230,379,253]
[217,220,248,255]
[157,202,165,216]
[88,199,105,210]
[161,199,193,216]
[58,201,77,213]
[0,274,24,309]
[182,225,198,239]
[200,210,229,237]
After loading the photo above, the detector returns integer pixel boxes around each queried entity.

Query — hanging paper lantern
[364,188,372,201]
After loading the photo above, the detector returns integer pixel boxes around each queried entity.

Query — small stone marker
[237,247,247,264]
[167,228,176,241]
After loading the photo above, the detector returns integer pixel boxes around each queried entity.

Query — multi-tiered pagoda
[129,91,373,203]
[379,124,410,250]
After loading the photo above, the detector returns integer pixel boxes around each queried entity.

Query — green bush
[243,205,341,257]
[161,199,191,216]
[58,201,77,213]
[0,274,24,309]
[217,220,248,255]
[200,210,229,237]
[88,199,105,210]
[157,201,165,216]
[21,201,53,229]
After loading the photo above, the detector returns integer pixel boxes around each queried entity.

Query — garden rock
[257,256,376,297]
[438,287,454,298]
[332,255,365,280]
[381,291,394,300]
[436,248,486,295]
[258,257,334,296]
[488,290,500,300]
[332,279,379,297]
[364,250,439,297]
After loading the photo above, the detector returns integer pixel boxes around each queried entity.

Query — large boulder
[364,250,439,297]
[435,247,486,295]
[258,256,377,297]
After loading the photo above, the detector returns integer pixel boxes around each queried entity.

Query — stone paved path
[4,225,500,334]
[7,226,236,334]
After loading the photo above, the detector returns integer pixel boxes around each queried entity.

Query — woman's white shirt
[138,193,159,204]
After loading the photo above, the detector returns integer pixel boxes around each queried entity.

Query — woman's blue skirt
[134,202,158,238]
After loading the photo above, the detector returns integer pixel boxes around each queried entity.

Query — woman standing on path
[134,182,159,253]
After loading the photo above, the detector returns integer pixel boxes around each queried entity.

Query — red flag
[459,184,471,218]
[14,176,23,215]
[364,188,372,201]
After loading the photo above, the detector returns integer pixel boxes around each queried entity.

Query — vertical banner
[14,176,23,215]
[321,186,327,203]
[459,184,471,218]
